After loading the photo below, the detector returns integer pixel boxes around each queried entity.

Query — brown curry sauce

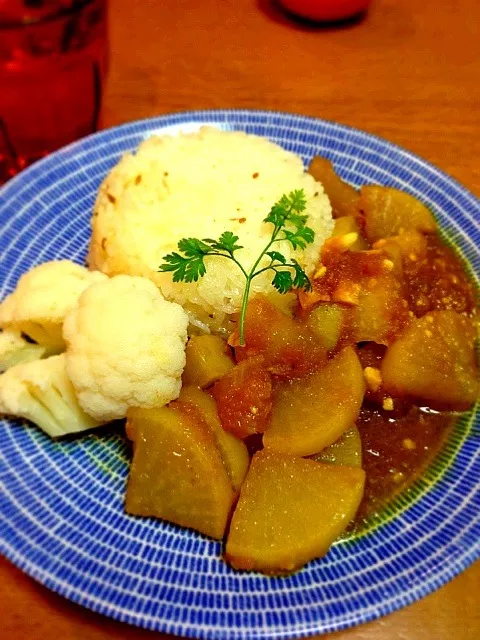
[354,235,477,525]
[355,405,454,525]
[240,233,477,529]
[404,236,477,317]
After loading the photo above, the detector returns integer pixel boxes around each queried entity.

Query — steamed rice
[88,127,333,330]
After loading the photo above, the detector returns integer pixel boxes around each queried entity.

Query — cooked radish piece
[359,185,437,244]
[264,347,365,456]
[178,385,250,492]
[306,303,347,351]
[311,425,362,468]
[225,450,365,573]
[308,156,360,218]
[183,334,235,388]
[126,405,234,539]
[381,310,479,410]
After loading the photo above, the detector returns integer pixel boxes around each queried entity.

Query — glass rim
[0,0,103,30]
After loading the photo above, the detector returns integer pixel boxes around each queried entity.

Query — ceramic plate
[0,110,479,639]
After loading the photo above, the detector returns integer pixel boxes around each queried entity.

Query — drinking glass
[0,0,108,184]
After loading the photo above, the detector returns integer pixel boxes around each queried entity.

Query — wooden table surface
[2,0,479,638]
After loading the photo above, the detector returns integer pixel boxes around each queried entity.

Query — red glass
[0,0,108,184]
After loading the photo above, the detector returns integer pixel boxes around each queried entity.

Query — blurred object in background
[0,0,108,185]
[277,0,371,22]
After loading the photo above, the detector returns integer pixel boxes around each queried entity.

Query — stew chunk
[308,156,360,218]
[183,334,235,388]
[306,303,347,351]
[381,310,479,410]
[235,295,326,378]
[178,385,250,492]
[359,185,437,243]
[211,356,272,438]
[225,450,365,573]
[263,347,365,456]
[126,405,234,539]
[312,425,363,468]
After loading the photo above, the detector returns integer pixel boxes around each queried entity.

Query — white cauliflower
[0,329,46,373]
[0,260,107,353]
[63,274,189,422]
[0,354,102,437]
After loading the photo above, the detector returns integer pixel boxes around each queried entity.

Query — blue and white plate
[0,110,479,639]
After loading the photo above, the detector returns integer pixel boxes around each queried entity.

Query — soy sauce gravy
[351,236,477,528]
[354,405,456,527]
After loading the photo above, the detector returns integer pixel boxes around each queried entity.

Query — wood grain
[2,0,479,638]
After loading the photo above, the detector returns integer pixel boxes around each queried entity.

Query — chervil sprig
[159,189,315,345]
[159,233,246,283]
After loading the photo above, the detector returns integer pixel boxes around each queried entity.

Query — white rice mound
[89,127,333,330]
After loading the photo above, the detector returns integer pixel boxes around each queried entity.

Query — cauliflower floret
[63,274,189,422]
[0,329,47,373]
[0,260,107,352]
[0,354,102,437]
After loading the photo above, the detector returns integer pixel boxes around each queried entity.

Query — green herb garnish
[159,189,314,345]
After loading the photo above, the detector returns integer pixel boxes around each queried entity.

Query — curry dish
[0,136,477,575]
[124,156,479,574]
